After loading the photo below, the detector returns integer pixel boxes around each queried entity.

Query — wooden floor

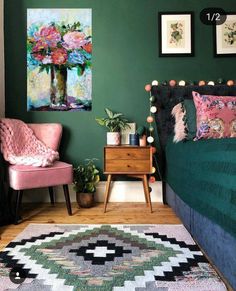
[0,202,232,290]
[0,202,180,250]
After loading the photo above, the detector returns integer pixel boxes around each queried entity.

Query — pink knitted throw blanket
[0,118,59,167]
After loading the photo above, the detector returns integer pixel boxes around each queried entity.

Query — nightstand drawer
[105,147,150,160]
[105,159,151,173]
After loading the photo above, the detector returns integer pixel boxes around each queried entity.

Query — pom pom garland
[149,176,156,183]
[227,80,234,86]
[147,136,154,143]
[150,106,157,113]
[198,80,206,86]
[169,79,176,87]
[145,84,151,92]
[208,81,215,86]
[179,80,186,86]
[217,78,224,84]
[149,96,156,102]
[152,80,159,86]
[149,126,154,132]
[147,116,154,123]
[151,146,156,154]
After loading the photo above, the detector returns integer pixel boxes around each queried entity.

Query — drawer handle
[127,153,130,156]
[127,165,130,168]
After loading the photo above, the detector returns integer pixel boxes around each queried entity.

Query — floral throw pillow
[193,91,236,140]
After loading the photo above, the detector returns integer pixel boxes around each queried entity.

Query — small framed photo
[121,123,136,144]
[214,13,236,57]
[159,12,194,57]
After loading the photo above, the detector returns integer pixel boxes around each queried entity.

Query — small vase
[107,132,120,145]
[129,133,139,146]
[50,65,68,107]
[76,192,94,208]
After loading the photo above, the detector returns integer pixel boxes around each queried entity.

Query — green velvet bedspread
[166,137,236,238]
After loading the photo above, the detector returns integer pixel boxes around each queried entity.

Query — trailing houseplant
[95,108,130,145]
[73,159,100,208]
[136,126,147,146]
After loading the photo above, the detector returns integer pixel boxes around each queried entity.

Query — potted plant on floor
[73,159,100,208]
[96,108,130,145]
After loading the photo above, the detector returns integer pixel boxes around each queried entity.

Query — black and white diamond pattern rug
[0,224,227,290]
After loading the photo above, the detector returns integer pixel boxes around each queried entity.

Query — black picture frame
[158,12,194,57]
[214,12,236,57]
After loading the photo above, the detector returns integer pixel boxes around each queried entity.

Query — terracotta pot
[76,192,95,208]
[139,135,147,146]
[107,132,120,145]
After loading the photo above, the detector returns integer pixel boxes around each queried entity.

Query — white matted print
[215,13,236,56]
[121,123,136,144]
[159,12,194,56]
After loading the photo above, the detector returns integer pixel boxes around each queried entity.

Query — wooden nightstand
[103,145,153,213]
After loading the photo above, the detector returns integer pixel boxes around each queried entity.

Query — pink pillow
[193,91,236,140]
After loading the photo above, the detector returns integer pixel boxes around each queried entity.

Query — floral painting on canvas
[27,9,92,111]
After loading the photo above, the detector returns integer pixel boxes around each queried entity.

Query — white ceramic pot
[107,132,120,145]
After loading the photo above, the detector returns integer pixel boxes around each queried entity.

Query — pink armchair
[8,123,73,224]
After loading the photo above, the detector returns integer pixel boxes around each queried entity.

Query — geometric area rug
[0,224,227,291]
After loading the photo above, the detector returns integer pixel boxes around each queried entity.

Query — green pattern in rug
[0,224,227,291]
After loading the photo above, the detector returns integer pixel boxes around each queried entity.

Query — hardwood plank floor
[0,202,180,249]
[0,202,232,290]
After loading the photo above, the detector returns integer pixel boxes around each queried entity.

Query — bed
[152,84,236,289]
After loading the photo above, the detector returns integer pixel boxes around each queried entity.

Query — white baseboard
[22,181,163,203]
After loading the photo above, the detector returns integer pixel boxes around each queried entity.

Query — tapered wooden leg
[142,178,148,205]
[104,174,112,213]
[48,187,55,205]
[143,175,153,213]
[63,185,72,215]
[15,190,23,225]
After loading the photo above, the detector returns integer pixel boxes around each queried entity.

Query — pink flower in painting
[32,40,48,51]
[37,25,61,47]
[51,48,68,65]
[63,31,88,49]
[32,40,48,61]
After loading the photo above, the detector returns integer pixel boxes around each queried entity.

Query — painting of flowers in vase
[27,9,92,111]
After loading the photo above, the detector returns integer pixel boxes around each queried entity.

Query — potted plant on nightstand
[136,126,147,146]
[73,159,100,208]
[96,108,130,145]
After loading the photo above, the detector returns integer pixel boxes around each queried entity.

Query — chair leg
[48,187,55,205]
[15,190,23,225]
[8,187,14,216]
[63,185,72,215]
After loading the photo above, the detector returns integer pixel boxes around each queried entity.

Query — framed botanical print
[159,12,194,57]
[214,13,236,57]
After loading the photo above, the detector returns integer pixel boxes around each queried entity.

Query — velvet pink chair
[8,123,73,224]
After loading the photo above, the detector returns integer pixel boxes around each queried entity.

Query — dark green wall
[4,0,236,171]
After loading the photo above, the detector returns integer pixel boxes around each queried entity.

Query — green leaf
[45,66,50,74]
[113,113,123,118]
[105,108,113,118]
[95,118,105,126]
[77,65,85,76]
[38,66,45,73]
